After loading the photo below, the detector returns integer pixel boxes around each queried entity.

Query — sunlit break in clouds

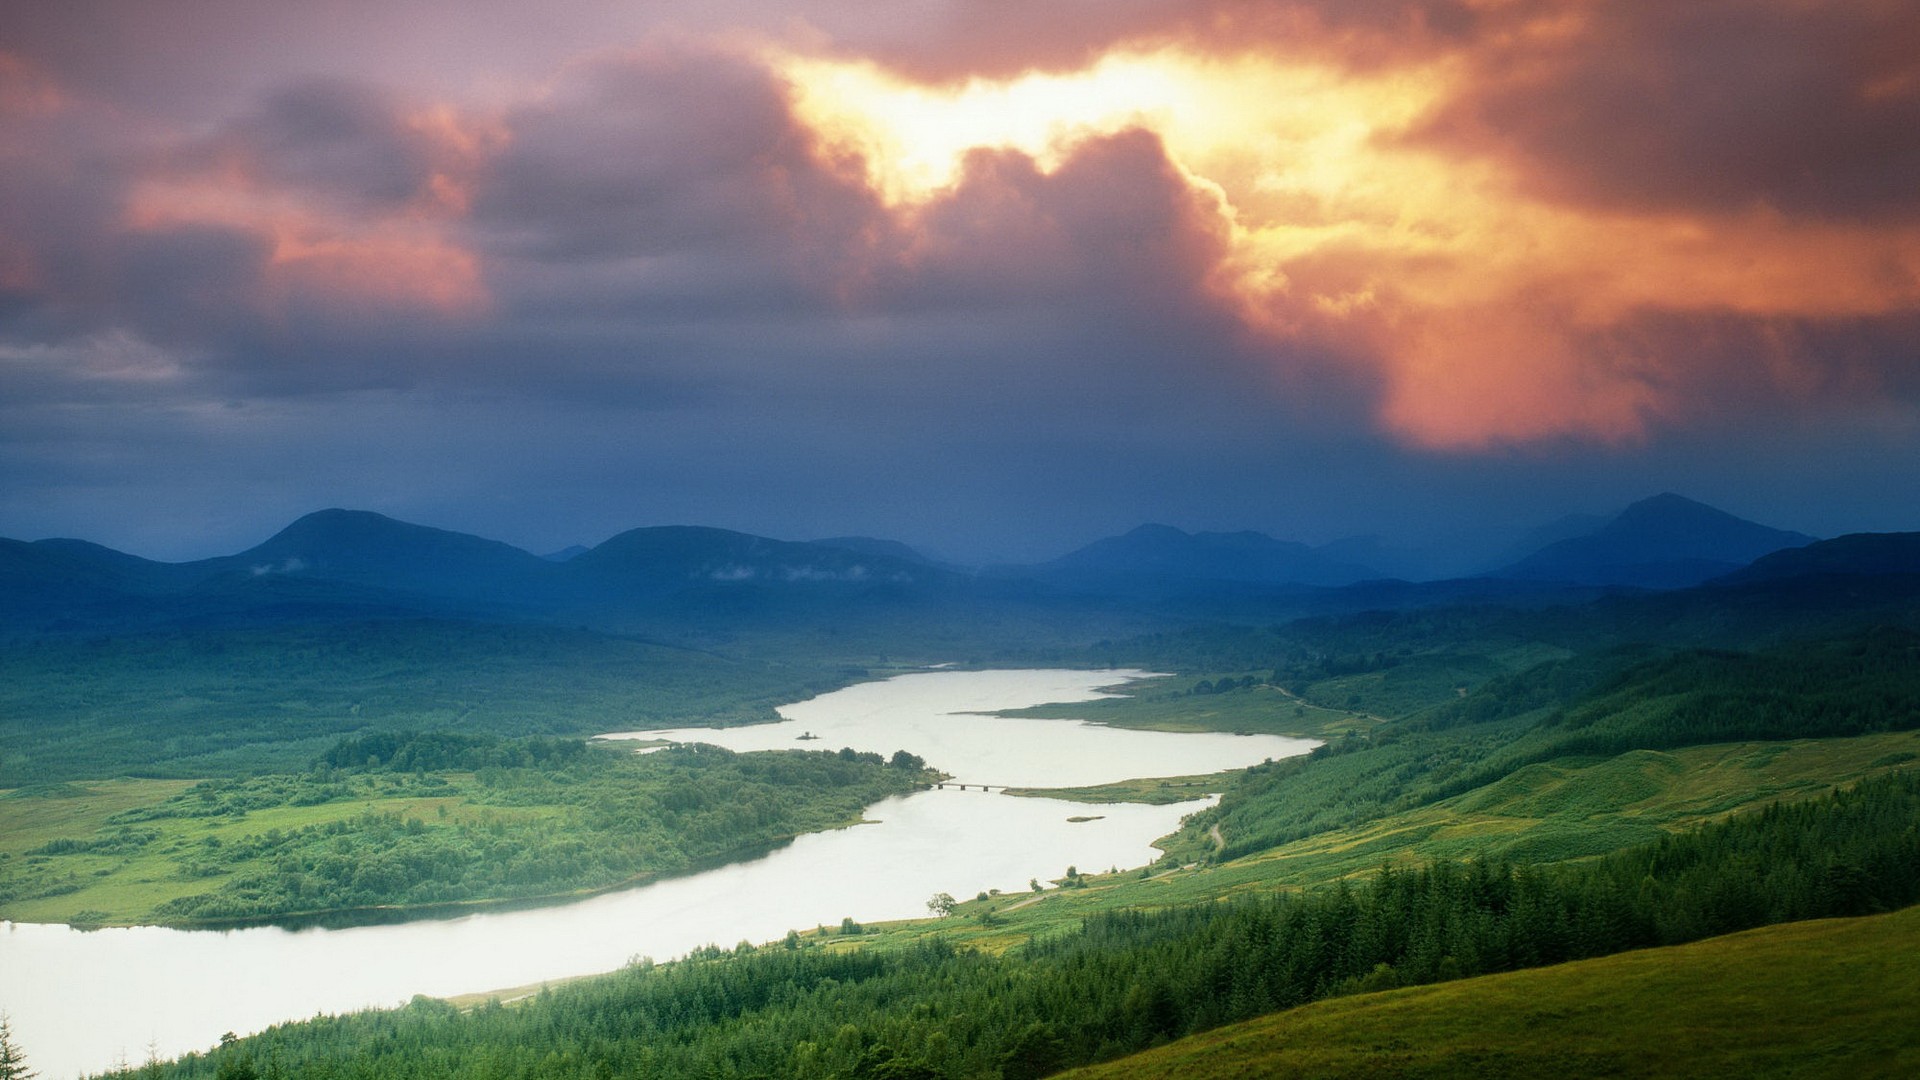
[777,29,1920,449]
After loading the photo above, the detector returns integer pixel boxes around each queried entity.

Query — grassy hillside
[136,770,1920,1078]
[1061,905,1920,1080]
[922,729,1920,944]
[1167,627,1920,863]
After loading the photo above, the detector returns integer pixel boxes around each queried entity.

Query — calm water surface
[1,669,1315,1078]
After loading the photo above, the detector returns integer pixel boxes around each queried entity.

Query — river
[0,669,1316,1078]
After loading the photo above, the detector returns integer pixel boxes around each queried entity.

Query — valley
[2,502,1918,1077]
[7,7,1916,1076]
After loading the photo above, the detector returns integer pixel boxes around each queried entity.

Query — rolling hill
[1716,530,1920,585]
[1061,907,1920,1080]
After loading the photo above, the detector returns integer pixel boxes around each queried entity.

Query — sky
[2,0,1918,567]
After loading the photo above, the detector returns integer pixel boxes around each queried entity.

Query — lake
[0,669,1316,1078]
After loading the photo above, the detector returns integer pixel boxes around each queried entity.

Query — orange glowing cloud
[123,99,501,320]
[769,22,1920,449]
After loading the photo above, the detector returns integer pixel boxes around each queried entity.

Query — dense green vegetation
[0,734,934,925]
[127,768,1920,1078]
[1063,905,1920,1080]
[0,621,868,786]
[1186,627,1920,861]
[9,548,1920,1077]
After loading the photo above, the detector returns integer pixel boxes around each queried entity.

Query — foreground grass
[1061,904,1920,1080]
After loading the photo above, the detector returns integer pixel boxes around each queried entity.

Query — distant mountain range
[5,496,1906,638]
[1490,493,1818,588]
[0,510,957,636]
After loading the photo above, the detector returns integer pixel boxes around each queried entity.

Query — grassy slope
[1060,905,1920,1080]
[1201,729,1920,887]
[838,730,1920,955]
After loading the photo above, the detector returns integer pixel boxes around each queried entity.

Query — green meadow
[1061,905,1920,1080]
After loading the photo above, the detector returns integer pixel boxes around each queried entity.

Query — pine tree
[0,1013,37,1080]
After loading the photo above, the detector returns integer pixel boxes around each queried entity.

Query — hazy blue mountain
[1482,512,1613,572]
[0,538,147,624]
[810,536,937,565]
[567,526,954,597]
[1036,524,1382,588]
[188,509,559,606]
[25,537,204,592]
[3,513,982,635]
[0,531,457,634]
[1310,535,1469,582]
[1494,493,1816,588]
[541,545,590,563]
[1715,532,1920,585]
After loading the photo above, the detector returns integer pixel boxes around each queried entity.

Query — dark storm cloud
[1412,0,1920,222]
[895,130,1230,314]
[475,42,889,322]
[455,40,1290,431]
[208,79,452,212]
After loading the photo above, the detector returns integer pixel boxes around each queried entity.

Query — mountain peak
[1121,523,1191,541]
[268,508,408,543]
[227,508,550,598]
[1498,493,1816,588]
[1614,492,1733,525]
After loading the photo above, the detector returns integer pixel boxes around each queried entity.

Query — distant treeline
[140,768,1920,1080]
[318,730,594,772]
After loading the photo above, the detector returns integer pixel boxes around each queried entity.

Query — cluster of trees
[12,734,933,925]
[1187,676,1259,696]
[317,731,595,773]
[131,768,1920,1079]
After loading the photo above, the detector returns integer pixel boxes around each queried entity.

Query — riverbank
[2,669,1309,1077]
[0,739,932,928]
